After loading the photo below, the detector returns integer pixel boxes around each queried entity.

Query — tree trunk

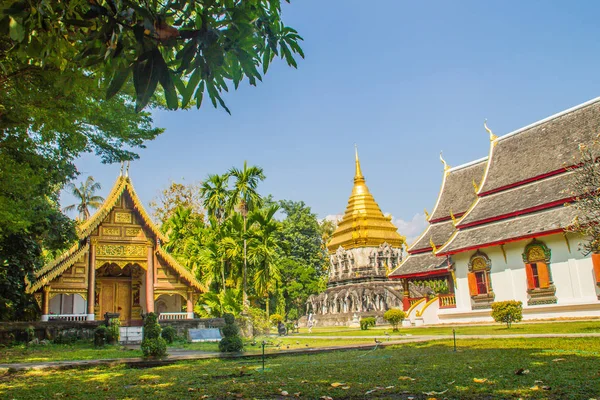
[266,294,269,319]
[243,214,248,310]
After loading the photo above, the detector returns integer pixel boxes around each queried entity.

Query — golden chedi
[306,148,407,327]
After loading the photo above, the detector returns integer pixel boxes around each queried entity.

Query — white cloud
[322,214,343,223]
[391,212,428,245]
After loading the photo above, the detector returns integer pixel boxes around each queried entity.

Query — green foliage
[24,326,35,342]
[2,0,304,113]
[141,337,167,358]
[360,317,377,330]
[383,309,406,331]
[94,326,107,348]
[287,308,299,322]
[143,313,162,339]
[62,176,105,221]
[269,313,284,325]
[106,318,120,344]
[491,300,523,328]
[219,313,243,352]
[244,307,270,336]
[161,325,177,344]
[197,289,242,318]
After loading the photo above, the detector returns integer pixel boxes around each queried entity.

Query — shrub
[269,313,284,325]
[219,312,243,352]
[491,300,523,328]
[384,309,406,331]
[287,308,299,322]
[141,312,167,357]
[161,325,177,344]
[143,312,162,339]
[360,317,376,330]
[94,326,107,347]
[245,307,269,336]
[106,318,120,345]
[24,326,35,344]
[141,337,167,357]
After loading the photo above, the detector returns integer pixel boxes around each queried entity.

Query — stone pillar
[146,243,155,314]
[186,289,194,319]
[402,278,410,311]
[87,240,96,320]
[41,286,50,321]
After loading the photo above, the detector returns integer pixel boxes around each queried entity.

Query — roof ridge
[447,156,488,173]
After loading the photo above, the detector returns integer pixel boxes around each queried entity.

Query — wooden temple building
[390,97,600,324]
[26,169,205,326]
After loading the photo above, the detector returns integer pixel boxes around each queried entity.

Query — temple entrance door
[100,279,132,325]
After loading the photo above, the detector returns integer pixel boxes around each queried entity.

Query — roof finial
[439,151,450,171]
[119,161,124,177]
[354,144,364,180]
[484,119,498,141]
[424,208,430,220]
[125,161,130,178]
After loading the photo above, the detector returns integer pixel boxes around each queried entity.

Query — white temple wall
[155,294,183,313]
[441,232,600,324]
[48,294,87,315]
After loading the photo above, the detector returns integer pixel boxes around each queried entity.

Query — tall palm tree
[248,205,281,318]
[63,176,104,221]
[227,161,265,308]
[199,174,230,223]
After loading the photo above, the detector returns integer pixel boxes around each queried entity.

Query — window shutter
[467,272,478,296]
[592,253,600,284]
[537,262,550,289]
[525,264,535,290]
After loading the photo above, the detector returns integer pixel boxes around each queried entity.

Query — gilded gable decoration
[522,239,551,263]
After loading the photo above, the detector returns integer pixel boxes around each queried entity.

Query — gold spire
[354,144,364,181]
[327,148,406,252]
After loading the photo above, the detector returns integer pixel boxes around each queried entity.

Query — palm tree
[227,161,265,308]
[199,174,230,223]
[248,205,281,318]
[63,176,104,221]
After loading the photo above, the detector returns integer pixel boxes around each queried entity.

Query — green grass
[299,319,600,337]
[0,342,143,364]
[1,337,598,399]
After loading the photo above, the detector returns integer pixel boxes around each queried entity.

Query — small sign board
[188,328,222,342]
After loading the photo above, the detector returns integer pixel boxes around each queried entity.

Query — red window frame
[530,263,540,288]
[475,271,487,294]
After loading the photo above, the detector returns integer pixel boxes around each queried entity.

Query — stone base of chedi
[303,148,409,327]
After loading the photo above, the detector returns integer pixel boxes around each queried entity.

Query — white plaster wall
[48,294,87,314]
[155,294,183,313]
[444,232,600,323]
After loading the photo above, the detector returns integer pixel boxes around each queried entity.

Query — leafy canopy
[1,0,304,112]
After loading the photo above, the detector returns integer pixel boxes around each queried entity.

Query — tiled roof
[458,171,575,227]
[429,158,488,221]
[409,220,455,252]
[438,205,576,255]
[479,98,600,195]
[388,252,449,278]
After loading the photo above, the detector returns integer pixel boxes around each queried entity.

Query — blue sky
[63,0,600,242]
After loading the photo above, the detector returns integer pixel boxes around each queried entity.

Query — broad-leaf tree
[1,0,304,112]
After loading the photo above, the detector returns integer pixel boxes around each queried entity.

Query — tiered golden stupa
[327,147,405,252]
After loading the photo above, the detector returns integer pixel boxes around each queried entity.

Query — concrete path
[2,332,599,372]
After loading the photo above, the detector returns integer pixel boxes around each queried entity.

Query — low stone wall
[159,318,225,338]
[299,312,385,327]
[0,321,101,344]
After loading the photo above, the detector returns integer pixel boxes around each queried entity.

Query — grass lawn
[1,337,599,399]
[0,342,144,364]
[299,319,600,337]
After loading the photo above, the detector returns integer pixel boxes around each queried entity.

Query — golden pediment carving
[102,227,121,236]
[114,212,132,224]
[96,244,146,259]
[125,227,142,237]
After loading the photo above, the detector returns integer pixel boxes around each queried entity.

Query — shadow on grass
[1,337,598,399]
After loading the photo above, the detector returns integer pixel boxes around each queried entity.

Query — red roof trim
[389,268,449,280]
[428,212,465,224]
[438,228,564,256]
[479,166,577,197]
[409,247,434,255]
[457,198,575,229]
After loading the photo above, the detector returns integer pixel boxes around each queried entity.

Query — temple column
[41,286,50,321]
[87,240,96,320]
[146,243,155,314]
[186,289,194,319]
[402,278,410,311]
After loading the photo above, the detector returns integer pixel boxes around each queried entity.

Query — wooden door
[101,281,115,318]
[116,281,131,323]
[100,280,131,325]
